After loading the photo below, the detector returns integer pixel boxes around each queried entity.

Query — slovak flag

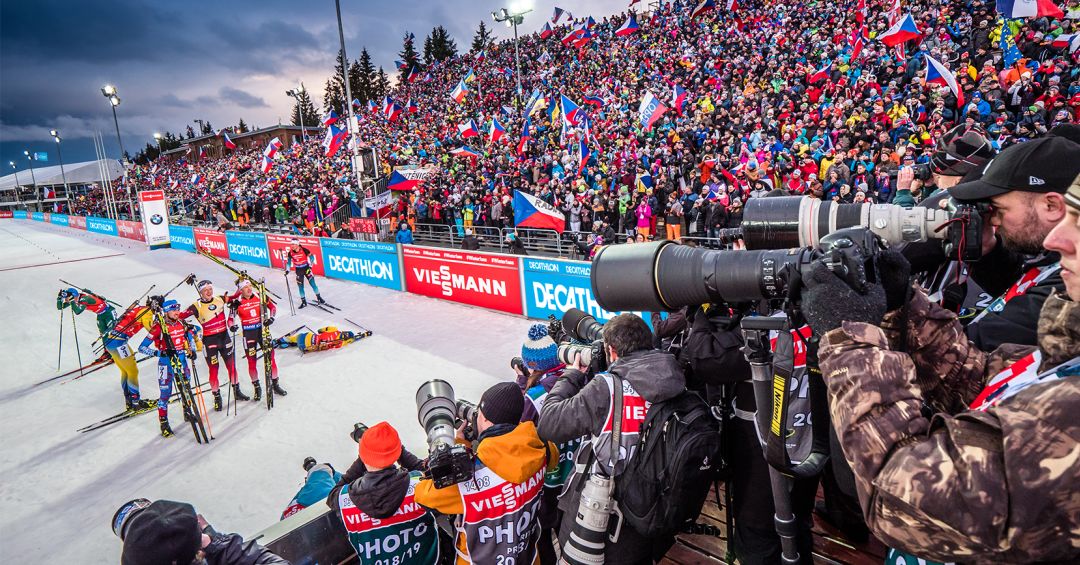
[877,14,920,47]
[924,53,964,108]
[691,0,716,18]
[457,119,480,138]
[540,22,554,39]
[671,84,688,115]
[322,110,339,127]
[514,190,565,233]
[616,14,640,36]
[220,130,236,150]
[451,80,469,104]
[406,98,419,113]
[518,118,532,156]
[449,146,481,159]
[386,170,420,192]
[322,124,347,158]
[488,117,506,144]
[996,0,1063,19]
[583,94,606,108]
[807,61,831,83]
[637,90,669,130]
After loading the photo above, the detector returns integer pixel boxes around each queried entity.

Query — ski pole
[284,273,296,316]
[57,308,65,370]
[58,279,125,308]
[71,310,84,378]
[190,364,214,441]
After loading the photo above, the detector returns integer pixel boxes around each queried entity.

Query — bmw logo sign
[150,214,164,225]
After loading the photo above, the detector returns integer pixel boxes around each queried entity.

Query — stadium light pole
[51,130,71,203]
[24,150,39,209]
[333,0,367,220]
[285,85,308,141]
[492,7,531,110]
[10,161,23,206]
[153,132,164,160]
[101,85,127,162]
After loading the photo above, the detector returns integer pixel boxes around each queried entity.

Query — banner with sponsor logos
[521,257,653,326]
[117,220,145,242]
[138,190,171,248]
[320,239,401,291]
[86,216,117,236]
[225,231,271,267]
[402,246,522,315]
[169,225,196,253]
[49,213,69,227]
[32,212,44,221]
[266,234,324,276]
[70,216,87,230]
[193,227,228,258]
[41,212,50,223]
[13,210,26,219]
[0,210,12,219]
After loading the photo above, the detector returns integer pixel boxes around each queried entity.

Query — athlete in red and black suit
[227,279,286,399]
[285,239,324,308]
[180,280,238,411]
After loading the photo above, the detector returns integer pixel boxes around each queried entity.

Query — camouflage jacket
[819,288,1080,564]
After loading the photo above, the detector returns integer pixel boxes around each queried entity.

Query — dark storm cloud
[218,87,268,109]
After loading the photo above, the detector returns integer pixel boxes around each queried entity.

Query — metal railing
[406,223,632,258]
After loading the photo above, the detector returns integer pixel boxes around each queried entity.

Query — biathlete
[284,238,325,308]
[273,326,367,353]
[180,280,239,411]
[227,279,286,399]
[137,300,201,438]
[58,288,153,411]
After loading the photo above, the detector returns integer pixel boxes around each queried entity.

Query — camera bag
[680,310,752,387]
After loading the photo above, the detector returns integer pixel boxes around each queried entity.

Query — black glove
[184,274,197,286]
[147,295,164,309]
[228,299,240,309]
[800,259,887,337]
[229,324,239,333]
[266,316,274,326]
[877,248,912,312]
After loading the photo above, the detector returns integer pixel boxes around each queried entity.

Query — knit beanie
[358,422,402,469]
[120,500,201,565]
[479,382,525,426]
[521,324,559,372]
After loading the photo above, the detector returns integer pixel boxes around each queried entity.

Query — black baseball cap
[949,136,1080,201]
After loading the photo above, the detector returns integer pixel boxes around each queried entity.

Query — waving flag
[395,60,408,71]
[406,98,419,113]
[925,54,964,108]
[451,80,469,104]
[322,110,339,127]
[228,172,238,184]
[457,119,480,138]
[850,27,868,61]
[449,146,481,159]
[586,16,597,28]
[807,61,831,83]
[322,124,347,158]
[366,99,377,112]
[561,26,586,45]
[537,50,552,64]
[878,14,920,47]
[407,66,420,82]
[725,0,739,9]
[855,0,867,25]
[463,68,477,83]
[220,130,236,150]
[190,173,203,185]
[476,50,486,63]
[386,170,420,192]
[198,146,207,160]
[583,94,606,108]
[560,94,583,126]
[382,96,394,114]
[999,19,1024,66]
[671,85,688,115]
[572,28,593,48]
[552,6,567,23]
[691,0,716,18]
[385,101,403,122]
[514,190,565,233]
[1052,33,1080,52]
[518,118,532,156]
[616,14,640,36]
[540,22,554,39]
[637,90,669,130]
[352,98,362,111]
[577,138,589,175]
[488,117,506,144]
[996,0,1063,19]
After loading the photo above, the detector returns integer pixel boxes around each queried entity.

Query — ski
[91,274,196,349]
[316,300,341,311]
[62,355,152,385]
[32,357,115,387]
[148,306,211,444]
[77,382,213,433]
[306,301,336,315]
[196,249,282,300]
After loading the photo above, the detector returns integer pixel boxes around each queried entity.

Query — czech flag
[407,66,420,82]
[366,99,377,112]
[451,80,468,104]
[518,118,532,156]
[807,61,831,83]
[386,170,420,192]
[924,53,964,108]
[691,0,716,19]
[458,119,480,138]
[406,98,419,113]
[449,146,481,160]
[616,14,640,36]
[395,59,408,71]
[577,138,589,175]
[352,98,362,110]
[1052,33,1080,52]
[540,22,554,39]
[322,124,347,158]
[671,84,688,115]
[476,50,486,64]
[514,189,565,233]
[386,102,403,122]
[637,90,669,130]
[488,117,506,144]
[552,6,566,23]
[561,26,585,45]
[322,110,339,127]
[571,28,593,48]
[996,0,1063,19]
[220,130,236,150]
[586,16,597,28]
[877,14,920,47]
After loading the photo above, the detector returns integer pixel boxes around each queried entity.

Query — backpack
[615,389,722,538]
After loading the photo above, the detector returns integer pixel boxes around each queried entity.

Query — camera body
[415,380,475,489]
[456,399,479,443]
[910,162,933,181]
[943,200,989,262]
[557,340,609,372]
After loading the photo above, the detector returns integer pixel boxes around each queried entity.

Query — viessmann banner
[117,220,146,242]
[193,227,228,258]
[225,231,271,267]
[320,239,402,291]
[267,234,324,276]
[169,225,196,252]
[402,246,523,315]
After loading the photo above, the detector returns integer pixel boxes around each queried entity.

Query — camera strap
[764,328,796,471]
[610,374,624,477]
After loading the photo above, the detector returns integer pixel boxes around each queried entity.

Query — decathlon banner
[13,210,27,219]
[402,246,523,315]
[138,190,171,249]
[169,225,195,252]
[70,216,87,230]
[225,231,271,267]
[117,220,145,242]
[32,212,44,222]
[49,213,69,226]
[320,239,402,291]
[267,234,324,276]
[43,212,51,223]
[193,227,228,258]
[86,216,117,236]
[522,257,622,321]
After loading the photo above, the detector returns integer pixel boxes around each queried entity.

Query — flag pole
[334,0,368,223]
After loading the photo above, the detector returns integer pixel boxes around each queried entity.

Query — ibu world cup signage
[70,216,87,230]
[138,190,171,249]
[402,246,523,315]
[321,239,402,291]
[169,225,196,252]
[193,227,228,258]
[225,231,271,267]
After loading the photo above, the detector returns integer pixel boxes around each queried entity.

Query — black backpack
[616,389,722,538]
[680,309,751,388]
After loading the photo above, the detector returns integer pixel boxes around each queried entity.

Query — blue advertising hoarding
[169,225,196,253]
[225,231,270,267]
[49,213,69,226]
[320,238,401,291]
[521,257,654,325]
[14,211,27,219]
[31,212,44,221]
[86,216,118,236]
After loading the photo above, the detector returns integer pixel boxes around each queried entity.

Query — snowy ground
[0,220,527,563]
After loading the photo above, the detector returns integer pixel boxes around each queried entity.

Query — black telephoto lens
[562,308,603,342]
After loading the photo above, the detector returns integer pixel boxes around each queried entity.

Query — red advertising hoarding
[117,219,146,242]
[266,234,324,276]
[0,210,13,219]
[402,246,522,315]
[193,227,229,259]
[70,216,87,230]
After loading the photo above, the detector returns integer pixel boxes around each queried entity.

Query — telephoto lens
[561,308,604,342]
[562,474,617,565]
[415,380,475,488]
[456,399,478,442]
[557,341,607,372]
[350,422,369,443]
[112,498,153,540]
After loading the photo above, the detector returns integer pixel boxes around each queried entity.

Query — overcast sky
[0,0,628,169]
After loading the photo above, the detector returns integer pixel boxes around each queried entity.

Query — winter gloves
[800,259,888,336]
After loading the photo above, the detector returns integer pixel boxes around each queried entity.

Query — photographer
[333,423,425,489]
[114,499,289,564]
[538,313,686,563]
[414,382,556,565]
[797,178,1080,562]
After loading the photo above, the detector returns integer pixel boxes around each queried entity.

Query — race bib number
[113,344,133,358]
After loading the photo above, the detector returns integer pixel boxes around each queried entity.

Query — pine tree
[374,67,390,99]
[237,118,248,133]
[398,32,420,78]
[472,21,493,52]
[185,125,196,139]
[323,51,349,116]
[291,89,320,128]
[348,59,363,106]
[428,26,458,62]
[200,121,214,135]
[423,34,436,67]
[356,48,376,102]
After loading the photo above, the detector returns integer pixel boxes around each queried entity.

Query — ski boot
[160,417,174,438]
[233,383,251,401]
[212,391,223,412]
[127,398,154,413]
[252,380,263,402]
[183,407,196,423]
[299,297,308,309]
[316,294,326,304]
[271,380,288,397]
